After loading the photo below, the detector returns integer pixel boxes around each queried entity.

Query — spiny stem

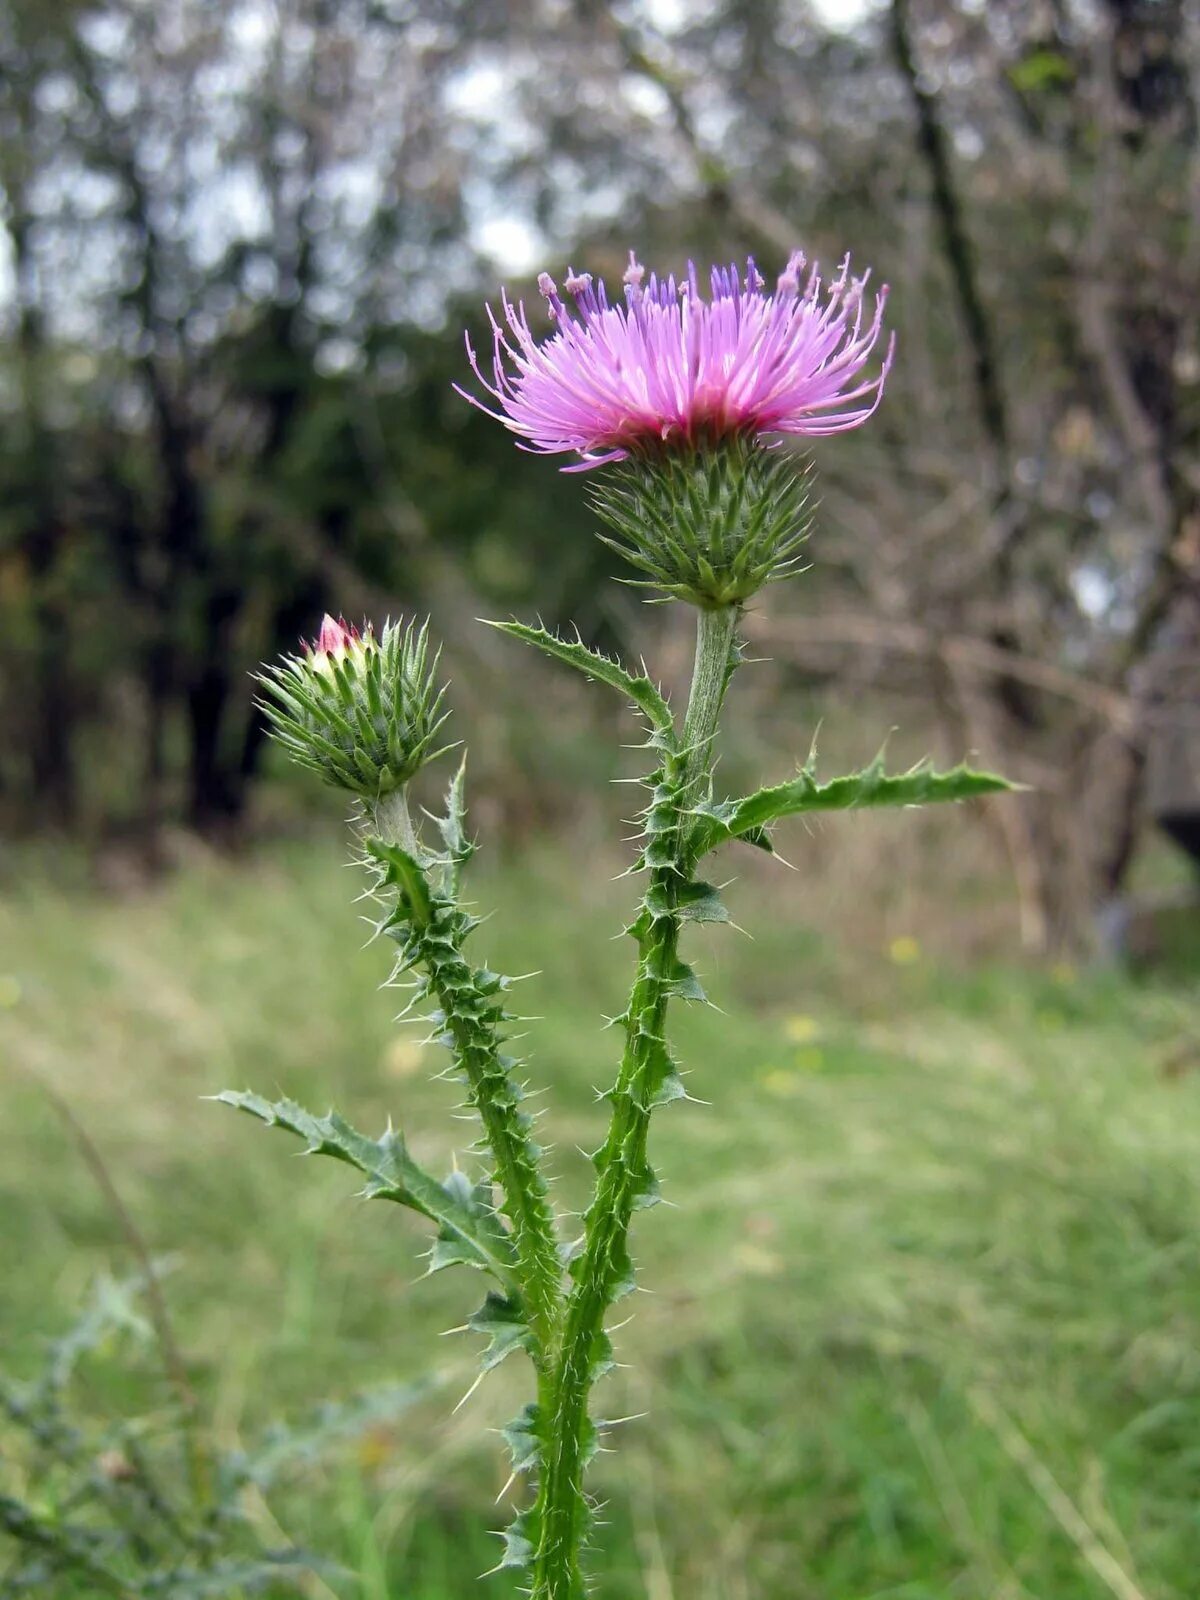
[680,604,739,790]
[420,934,563,1355]
[372,787,563,1360]
[373,787,421,858]
[531,603,739,1600]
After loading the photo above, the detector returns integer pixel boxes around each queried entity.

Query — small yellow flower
[357,1427,394,1472]
[888,935,921,966]
[733,1241,783,1277]
[759,1067,801,1098]
[783,1013,819,1043]
[385,1037,426,1079]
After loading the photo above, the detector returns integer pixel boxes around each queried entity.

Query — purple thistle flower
[457,250,894,471]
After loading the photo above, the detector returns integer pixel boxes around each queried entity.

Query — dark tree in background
[0,0,1195,951]
[0,0,484,838]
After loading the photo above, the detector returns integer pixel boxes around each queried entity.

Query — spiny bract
[257,614,450,798]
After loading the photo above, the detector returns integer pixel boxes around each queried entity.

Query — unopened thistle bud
[457,249,893,606]
[258,614,450,797]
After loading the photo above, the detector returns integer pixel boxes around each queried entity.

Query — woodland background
[0,0,1197,952]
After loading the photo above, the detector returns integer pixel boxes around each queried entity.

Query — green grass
[2,833,1198,1599]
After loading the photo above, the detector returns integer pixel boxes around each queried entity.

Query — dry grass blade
[966,1387,1149,1600]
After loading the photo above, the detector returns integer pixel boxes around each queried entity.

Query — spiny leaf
[501,1404,542,1474]
[494,1509,535,1572]
[38,1272,157,1397]
[428,1170,510,1275]
[691,756,1015,856]
[486,621,675,739]
[365,838,433,928]
[435,755,472,863]
[212,1092,519,1291]
[645,878,730,924]
[646,947,707,1003]
[467,1292,534,1372]
[0,1498,146,1596]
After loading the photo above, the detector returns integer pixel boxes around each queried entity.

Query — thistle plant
[1,1268,434,1598]
[221,249,1010,1598]
[1,1176,429,1599]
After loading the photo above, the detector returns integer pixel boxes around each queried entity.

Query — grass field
[2,827,1199,1599]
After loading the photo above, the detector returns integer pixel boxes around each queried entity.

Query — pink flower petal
[459,251,893,469]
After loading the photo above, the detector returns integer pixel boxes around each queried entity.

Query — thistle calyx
[259,614,450,797]
[589,437,814,607]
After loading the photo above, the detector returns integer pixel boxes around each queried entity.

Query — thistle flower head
[458,248,892,606]
[457,249,893,470]
[259,615,450,797]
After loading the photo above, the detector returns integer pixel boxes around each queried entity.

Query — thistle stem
[422,937,563,1355]
[371,786,562,1358]
[531,603,739,1600]
[681,604,739,790]
[373,787,421,857]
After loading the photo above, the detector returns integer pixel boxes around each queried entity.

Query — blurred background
[2,2,1199,1597]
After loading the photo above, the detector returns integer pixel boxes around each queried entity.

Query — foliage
[0,1271,429,1597]
[689,753,1014,857]
[213,1092,521,1292]
[221,558,1011,1597]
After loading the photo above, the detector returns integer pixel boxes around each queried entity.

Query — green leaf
[435,755,472,862]
[691,756,1014,856]
[365,838,433,928]
[486,621,675,739]
[0,1498,130,1592]
[500,1403,542,1474]
[39,1272,156,1395]
[467,1292,534,1372]
[212,1092,519,1291]
[494,1510,535,1573]
[674,879,731,924]
[646,945,707,1003]
[427,1170,510,1275]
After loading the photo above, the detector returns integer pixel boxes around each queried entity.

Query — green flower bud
[258,614,450,797]
[588,437,813,608]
